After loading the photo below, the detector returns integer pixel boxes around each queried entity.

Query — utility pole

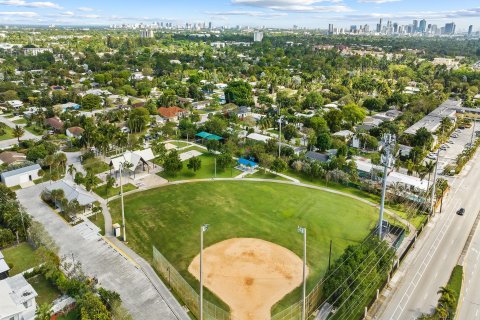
[297,226,307,320]
[379,134,395,239]
[471,118,476,145]
[199,224,209,320]
[430,148,441,216]
[120,162,126,241]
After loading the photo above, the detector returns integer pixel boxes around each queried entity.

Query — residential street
[16,183,190,320]
[373,148,480,319]
[0,115,41,149]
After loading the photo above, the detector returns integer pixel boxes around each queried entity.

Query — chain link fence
[152,246,230,320]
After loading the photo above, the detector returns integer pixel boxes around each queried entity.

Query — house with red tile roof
[45,116,64,132]
[157,106,189,122]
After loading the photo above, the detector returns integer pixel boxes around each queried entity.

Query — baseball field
[109,180,378,317]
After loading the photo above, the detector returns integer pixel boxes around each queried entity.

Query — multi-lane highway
[373,147,480,319]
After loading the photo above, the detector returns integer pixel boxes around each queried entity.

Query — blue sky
[0,0,478,30]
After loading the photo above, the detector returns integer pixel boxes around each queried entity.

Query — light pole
[297,226,307,320]
[199,224,209,320]
[430,147,442,216]
[378,134,395,239]
[119,162,126,241]
[278,115,283,158]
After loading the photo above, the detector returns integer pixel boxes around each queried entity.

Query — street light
[430,147,443,216]
[199,224,209,320]
[278,115,284,158]
[297,226,307,320]
[119,162,126,242]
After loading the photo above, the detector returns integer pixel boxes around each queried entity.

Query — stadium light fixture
[200,224,209,320]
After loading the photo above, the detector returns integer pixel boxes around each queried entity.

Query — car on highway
[448,140,454,144]
[457,208,465,216]
[427,153,437,160]
[440,145,448,151]
[452,133,459,138]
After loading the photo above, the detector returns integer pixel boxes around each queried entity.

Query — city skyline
[0,0,478,30]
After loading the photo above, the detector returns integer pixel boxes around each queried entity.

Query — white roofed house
[109,148,155,178]
[0,274,38,320]
[0,251,10,280]
[0,164,41,188]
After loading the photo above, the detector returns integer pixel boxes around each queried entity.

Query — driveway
[17,183,189,320]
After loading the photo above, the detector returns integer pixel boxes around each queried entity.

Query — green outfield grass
[109,180,378,313]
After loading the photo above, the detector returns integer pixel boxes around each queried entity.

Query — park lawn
[82,157,110,175]
[109,180,378,312]
[88,211,105,235]
[13,118,27,124]
[2,243,37,275]
[159,149,241,181]
[28,274,61,306]
[0,126,14,141]
[169,141,190,148]
[244,170,289,181]
[93,183,137,199]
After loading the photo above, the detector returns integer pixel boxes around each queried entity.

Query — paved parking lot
[431,124,476,174]
[17,183,188,320]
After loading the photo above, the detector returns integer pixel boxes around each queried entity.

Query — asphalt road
[0,115,41,149]
[457,216,480,319]
[373,148,480,319]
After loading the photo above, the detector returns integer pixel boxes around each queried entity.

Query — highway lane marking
[390,199,459,320]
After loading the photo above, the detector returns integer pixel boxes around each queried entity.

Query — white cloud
[0,0,61,9]
[358,0,400,3]
[232,0,351,13]
[207,10,288,18]
[78,7,94,12]
[0,10,37,17]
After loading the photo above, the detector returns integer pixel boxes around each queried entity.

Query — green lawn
[109,180,378,313]
[244,170,289,181]
[0,126,14,141]
[88,211,105,235]
[24,125,45,135]
[28,274,61,306]
[2,243,37,275]
[169,141,190,148]
[158,148,241,181]
[93,183,137,199]
[82,157,110,175]
[13,118,27,124]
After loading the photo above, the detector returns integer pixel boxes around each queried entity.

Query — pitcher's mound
[188,238,308,320]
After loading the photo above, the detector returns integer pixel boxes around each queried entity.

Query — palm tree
[12,125,24,143]
[105,174,116,203]
[67,164,76,176]
[54,152,67,174]
[35,303,53,320]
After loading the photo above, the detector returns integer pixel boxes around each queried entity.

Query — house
[56,102,81,112]
[0,274,38,320]
[0,151,27,166]
[0,164,41,187]
[246,132,272,143]
[192,101,210,110]
[233,106,251,119]
[66,127,85,139]
[332,130,354,141]
[305,151,330,163]
[158,107,189,122]
[45,116,64,132]
[110,148,155,176]
[0,251,9,280]
[6,100,23,109]
[356,117,383,131]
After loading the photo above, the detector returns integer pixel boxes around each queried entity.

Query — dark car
[457,208,465,216]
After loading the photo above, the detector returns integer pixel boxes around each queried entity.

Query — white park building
[0,164,41,188]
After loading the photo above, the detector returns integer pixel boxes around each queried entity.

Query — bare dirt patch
[188,238,308,320]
